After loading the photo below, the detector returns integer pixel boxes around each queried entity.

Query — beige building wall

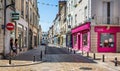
[117,33,120,52]
[0,0,3,55]
[90,26,97,53]
[27,0,39,48]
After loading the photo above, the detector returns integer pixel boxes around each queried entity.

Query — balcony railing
[94,16,120,25]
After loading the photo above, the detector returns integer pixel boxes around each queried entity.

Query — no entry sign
[6,23,14,31]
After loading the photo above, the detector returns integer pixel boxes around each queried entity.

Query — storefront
[94,26,120,52]
[72,22,90,52]
[66,32,72,47]
[53,35,58,45]
[17,24,24,50]
[62,35,66,47]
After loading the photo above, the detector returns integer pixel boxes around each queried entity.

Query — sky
[38,0,58,32]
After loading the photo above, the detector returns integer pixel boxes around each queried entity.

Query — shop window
[73,35,77,45]
[100,33,114,47]
[82,33,88,46]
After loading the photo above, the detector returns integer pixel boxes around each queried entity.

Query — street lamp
[3,0,15,58]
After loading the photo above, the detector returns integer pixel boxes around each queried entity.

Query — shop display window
[73,35,77,45]
[100,33,114,47]
[82,33,88,46]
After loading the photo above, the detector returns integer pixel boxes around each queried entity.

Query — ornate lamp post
[3,0,15,58]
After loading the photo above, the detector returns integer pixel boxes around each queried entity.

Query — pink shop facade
[72,22,120,53]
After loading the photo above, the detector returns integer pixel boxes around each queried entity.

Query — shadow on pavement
[43,54,97,63]
[0,61,44,67]
[45,46,71,54]
[2,46,96,64]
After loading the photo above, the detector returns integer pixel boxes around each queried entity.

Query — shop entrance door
[78,35,81,50]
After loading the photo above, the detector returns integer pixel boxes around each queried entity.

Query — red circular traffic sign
[6,23,14,31]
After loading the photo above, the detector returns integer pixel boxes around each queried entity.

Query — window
[107,2,110,24]
[100,33,114,47]
[82,33,88,46]
[84,6,87,20]
[74,0,77,7]
[78,0,82,3]
[75,14,77,25]
[73,35,77,45]
[26,1,29,21]
[103,1,113,24]
[21,0,24,16]
[71,16,73,27]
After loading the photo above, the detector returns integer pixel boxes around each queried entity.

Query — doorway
[78,35,80,50]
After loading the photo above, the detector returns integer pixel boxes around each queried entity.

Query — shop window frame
[99,33,115,48]
[82,32,88,46]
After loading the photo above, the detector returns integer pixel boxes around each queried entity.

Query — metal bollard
[82,51,84,55]
[115,57,117,66]
[93,53,95,59]
[44,48,46,54]
[73,50,75,54]
[68,48,69,52]
[102,55,105,62]
[9,56,11,64]
[33,56,35,62]
[70,49,72,53]
[87,52,89,57]
[40,51,42,60]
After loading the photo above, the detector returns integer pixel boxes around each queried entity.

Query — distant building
[41,32,48,45]
[38,25,42,45]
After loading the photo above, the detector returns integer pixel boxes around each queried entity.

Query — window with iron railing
[95,16,119,25]
[21,0,24,17]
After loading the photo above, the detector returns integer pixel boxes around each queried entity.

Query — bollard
[68,48,69,52]
[102,55,105,62]
[93,53,95,59]
[73,50,75,54]
[70,49,72,53]
[33,56,35,62]
[40,51,42,60]
[9,49,12,64]
[87,52,89,57]
[44,48,46,54]
[115,57,117,66]
[9,56,11,64]
[82,51,84,55]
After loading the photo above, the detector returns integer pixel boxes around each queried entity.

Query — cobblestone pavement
[0,45,119,71]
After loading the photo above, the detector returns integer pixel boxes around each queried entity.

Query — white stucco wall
[5,8,29,54]
[69,0,120,27]
[91,0,120,24]
[5,8,13,54]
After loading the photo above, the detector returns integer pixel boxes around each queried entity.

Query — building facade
[28,0,39,49]
[71,0,120,53]
[66,0,74,48]
[48,25,54,44]
[38,25,42,45]
[41,32,48,45]
[59,1,67,47]
[0,0,40,58]
[0,0,4,57]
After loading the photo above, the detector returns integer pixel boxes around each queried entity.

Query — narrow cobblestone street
[0,45,120,71]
